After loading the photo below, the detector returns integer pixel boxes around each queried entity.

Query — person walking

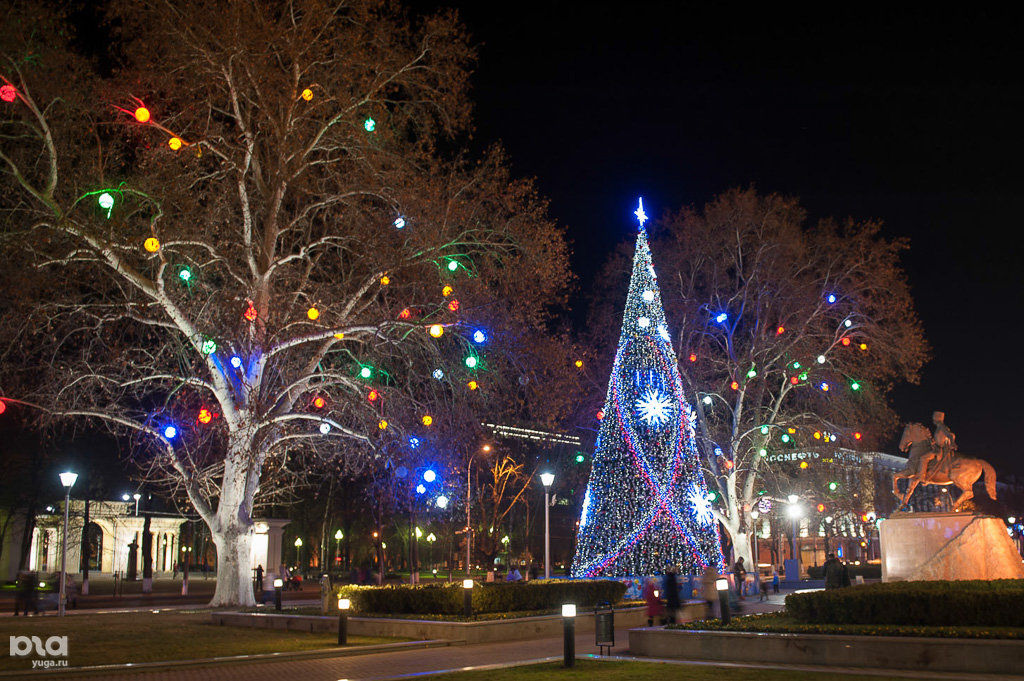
[824,552,843,590]
[662,568,681,624]
[702,564,720,618]
[643,577,664,626]
[772,568,780,594]
[255,564,264,595]
[758,570,768,601]
[732,556,747,600]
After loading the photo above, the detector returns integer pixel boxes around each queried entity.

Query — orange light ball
[789,376,799,385]
[730,381,739,390]
[421,415,433,426]
[313,396,326,409]
[168,137,182,151]
[467,380,478,390]
[859,343,868,351]
[854,432,863,440]
[301,88,313,101]
[688,353,697,362]
[776,326,785,335]
[134,106,151,123]
[380,275,390,286]
[447,299,459,312]
[841,337,851,346]
[800,461,809,469]
[442,285,453,297]
[813,431,822,440]
[368,390,379,402]
[143,237,160,253]
[197,408,213,424]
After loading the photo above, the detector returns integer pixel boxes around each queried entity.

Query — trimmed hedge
[806,564,881,580]
[334,579,627,616]
[786,579,1024,626]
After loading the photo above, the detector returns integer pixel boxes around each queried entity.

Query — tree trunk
[206,446,257,607]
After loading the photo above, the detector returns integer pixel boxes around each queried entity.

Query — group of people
[823,553,852,589]
[643,559,785,625]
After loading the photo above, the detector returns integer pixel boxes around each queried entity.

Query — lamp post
[750,509,759,567]
[465,444,490,576]
[540,472,554,578]
[294,537,303,574]
[334,530,343,570]
[58,471,78,617]
[132,492,141,516]
[786,496,804,564]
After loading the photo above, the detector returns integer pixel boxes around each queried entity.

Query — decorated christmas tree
[572,200,724,577]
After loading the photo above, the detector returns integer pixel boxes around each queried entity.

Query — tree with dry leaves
[0,0,570,605]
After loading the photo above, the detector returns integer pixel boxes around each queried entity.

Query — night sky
[406,2,1024,473]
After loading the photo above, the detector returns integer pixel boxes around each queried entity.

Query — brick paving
[72,628,629,681]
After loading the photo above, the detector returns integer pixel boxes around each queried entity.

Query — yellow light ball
[442,285,454,297]
[334,332,345,340]
[428,324,443,338]
[574,360,583,368]
[168,137,182,151]
[421,415,433,426]
[467,380,478,391]
[378,419,388,430]
[307,307,320,320]
[143,237,160,253]
[301,88,313,101]
[380,275,390,286]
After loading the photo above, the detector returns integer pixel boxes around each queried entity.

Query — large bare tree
[588,189,927,567]
[0,0,570,605]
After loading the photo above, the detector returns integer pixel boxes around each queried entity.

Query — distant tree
[0,0,569,605]
[589,189,928,567]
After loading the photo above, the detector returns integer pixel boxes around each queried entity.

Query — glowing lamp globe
[421,415,433,426]
[0,84,16,102]
[168,137,182,151]
[163,425,178,439]
[423,469,436,483]
[363,117,376,132]
[134,106,150,123]
[144,237,161,253]
[197,408,213,424]
[59,471,78,488]
[464,356,478,369]
[307,306,320,320]
[301,88,313,101]
[539,472,555,487]
[378,419,388,430]
[428,324,444,338]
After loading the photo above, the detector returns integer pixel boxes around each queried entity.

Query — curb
[0,639,451,678]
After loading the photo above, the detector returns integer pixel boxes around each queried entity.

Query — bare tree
[589,189,927,567]
[0,0,569,605]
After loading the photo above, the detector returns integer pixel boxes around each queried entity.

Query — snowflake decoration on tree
[636,386,673,426]
[688,487,715,525]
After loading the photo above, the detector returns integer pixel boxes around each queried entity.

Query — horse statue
[892,422,997,511]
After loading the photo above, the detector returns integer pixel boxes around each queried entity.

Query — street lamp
[334,530,343,568]
[786,498,804,564]
[132,492,141,516]
[294,537,303,573]
[540,472,555,579]
[58,471,78,617]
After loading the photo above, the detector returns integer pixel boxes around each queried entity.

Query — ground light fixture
[273,578,284,610]
[462,579,474,618]
[562,603,577,667]
[337,598,351,645]
[716,578,731,625]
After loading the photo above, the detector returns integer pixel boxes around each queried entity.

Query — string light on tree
[134,106,151,123]
[197,408,213,424]
[432,369,444,380]
[201,339,217,354]
[300,88,313,101]
[168,137,182,151]
[467,380,478,390]
[163,425,178,439]
[144,237,160,253]
[230,355,243,369]
[428,324,444,338]
[421,415,433,426]
[572,198,724,578]
[363,117,375,132]
[442,285,453,297]
[97,192,115,218]
[359,366,372,379]
[472,330,487,344]
[320,422,331,434]
[307,306,320,320]
[446,259,459,272]
[393,216,406,229]
[243,302,258,322]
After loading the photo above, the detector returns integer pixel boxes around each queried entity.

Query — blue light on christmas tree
[571,199,725,578]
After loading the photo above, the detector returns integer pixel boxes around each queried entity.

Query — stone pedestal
[879,512,1024,582]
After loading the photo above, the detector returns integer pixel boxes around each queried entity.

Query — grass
[420,659,924,681]
[0,609,401,671]
[669,611,1024,639]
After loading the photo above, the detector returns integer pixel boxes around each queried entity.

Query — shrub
[333,579,627,616]
[785,579,1024,626]
[806,564,881,580]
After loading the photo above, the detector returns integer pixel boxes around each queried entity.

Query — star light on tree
[634,197,648,227]
[688,486,715,525]
[635,386,673,426]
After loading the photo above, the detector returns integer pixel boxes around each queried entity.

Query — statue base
[879,512,1024,582]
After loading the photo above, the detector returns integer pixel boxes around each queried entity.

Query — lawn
[669,612,1024,639]
[0,609,399,671]
[421,659,924,681]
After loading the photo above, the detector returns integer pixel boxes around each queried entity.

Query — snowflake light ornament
[688,486,715,525]
[635,387,673,426]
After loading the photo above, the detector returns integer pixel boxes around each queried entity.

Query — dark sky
[412,2,1024,472]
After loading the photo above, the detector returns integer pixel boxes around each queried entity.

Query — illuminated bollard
[337,597,350,645]
[716,578,730,625]
[462,579,474,618]
[274,578,283,611]
[562,603,576,667]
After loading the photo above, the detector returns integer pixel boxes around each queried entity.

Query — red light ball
[312,396,326,409]
[0,85,17,103]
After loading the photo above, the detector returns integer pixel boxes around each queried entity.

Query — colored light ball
[746,369,756,378]
[359,366,372,379]
[423,469,436,483]
[781,434,791,443]
[0,400,6,415]
[168,137,182,151]
[428,324,444,338]
[638,316,650,328]
[422,415,433,426]
[230,355,242,369]
[144,237,161,253]
[859,343,868,351]
[0,84,17,102]
[442,285,453,297]
[436,495,449,508]
[789,376,799,385]
[367,390,379,402]
[596,410,604,420]
[201,339,217,354]
[320,422,331,434]
[574,359,583,368]
[432,369,444,380]
[844,319,853,328]
[465,356,478,369]
[447,260,459,272]
[820,382,829,391]
[301,88,313,101]
[134,107,151,123]
[467,380,478,390]
[715,312,728,323]
[378,419,388,430]
[730,381,739,390]
[472,330,487,344]
[851,381,861,391]
[814,431,822,439]
[448,299,460,312]
[776,325,785,335]
[394,216,406,229]
[800,461,809,469]
[702,395,712,405]
[243,303,258,322]
[760,425,769,434]
[817,503,826,513]
[163,425,178,439]
[409,437,420,448]
[688,353,697,362]
[642,290,655,302]
[380,275,390,286]
[334,332,345,339]
[363,117,376,132]
[399,308,412,319]
[98,192,115,210]
[313,396,326,409]
[416,484,427,494]
[826,293,837,304]
[841,337,851,346]
[178,267,192,282]
[854,432,863,440]
[307,306,320,320]
[816,355,826,364]
[197,408,212,424]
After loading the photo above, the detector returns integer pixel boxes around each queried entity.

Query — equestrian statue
[892,411,997,511]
